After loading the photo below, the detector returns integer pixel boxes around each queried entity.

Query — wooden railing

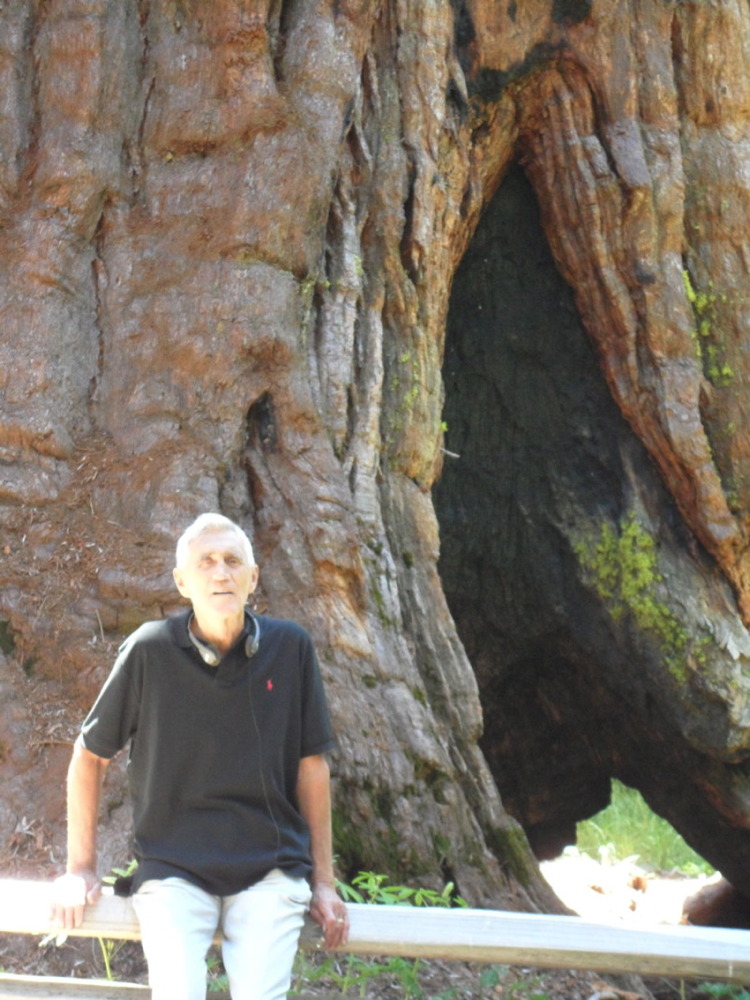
[0,879,748,997]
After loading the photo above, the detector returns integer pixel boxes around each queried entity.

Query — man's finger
[50,873,92,929]
[324,911,349,948]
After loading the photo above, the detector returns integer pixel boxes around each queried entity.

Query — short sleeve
[81,633,142,759]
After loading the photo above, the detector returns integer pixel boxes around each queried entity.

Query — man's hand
[309,881,349,949]
[50,869,102,930]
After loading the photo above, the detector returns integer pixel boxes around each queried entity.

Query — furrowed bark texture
[0,0,749,907]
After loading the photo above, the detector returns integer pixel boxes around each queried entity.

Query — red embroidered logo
[266,679,274,691]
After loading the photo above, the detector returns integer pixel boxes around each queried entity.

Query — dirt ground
[0,853,738,1000]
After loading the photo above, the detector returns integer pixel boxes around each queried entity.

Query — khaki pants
[132,868,311,1000]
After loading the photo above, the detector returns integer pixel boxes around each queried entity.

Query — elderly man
[52,512,349,1000]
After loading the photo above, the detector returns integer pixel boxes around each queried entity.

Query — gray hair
[175,513,255,569]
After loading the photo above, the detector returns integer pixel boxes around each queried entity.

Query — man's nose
[212,560,231,577]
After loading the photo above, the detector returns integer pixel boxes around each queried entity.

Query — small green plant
[97,938,125,982]
[479,965,550,999]
[39,929,124,983]
[338,870,465,908]
[292,872,465,997]
[102,858,138,887]
[696,984,750,1000]
[577,780,715,876]
[207,951,229,994]
[90,858,142,978]
[296,954,424,998]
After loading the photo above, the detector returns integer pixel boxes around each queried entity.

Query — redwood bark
[1,0,749,909]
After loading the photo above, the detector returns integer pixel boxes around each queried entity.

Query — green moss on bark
[574,514,690,682]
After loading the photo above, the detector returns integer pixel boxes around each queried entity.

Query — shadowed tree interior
[436,165,750,886]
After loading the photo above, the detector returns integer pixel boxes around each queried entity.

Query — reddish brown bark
[1,0,749,909]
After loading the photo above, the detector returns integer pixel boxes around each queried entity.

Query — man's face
[172,529,259,622]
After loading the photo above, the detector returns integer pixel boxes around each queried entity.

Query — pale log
[0,974,149,998]
[1,881,747,986]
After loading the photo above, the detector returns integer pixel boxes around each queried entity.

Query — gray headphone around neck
[187,612,261,666]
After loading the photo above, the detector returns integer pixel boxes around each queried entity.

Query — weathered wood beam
[0,974,149,998]
[0,880,747,985]
[346,904,749,983]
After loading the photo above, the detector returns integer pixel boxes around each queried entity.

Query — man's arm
[50,734,110,929]
[296,753,349,948]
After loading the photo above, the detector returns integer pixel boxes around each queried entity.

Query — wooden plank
[1,880,748,985]
[0,973,149,999]
[0,882,139,943]
[0,880,319,947]
[342,905,750,984]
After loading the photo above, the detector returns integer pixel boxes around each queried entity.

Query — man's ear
[173,566,189,598]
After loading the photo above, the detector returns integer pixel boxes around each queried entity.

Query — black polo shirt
[81,611,335,895]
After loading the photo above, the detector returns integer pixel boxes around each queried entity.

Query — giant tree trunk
[1,0,750,909]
